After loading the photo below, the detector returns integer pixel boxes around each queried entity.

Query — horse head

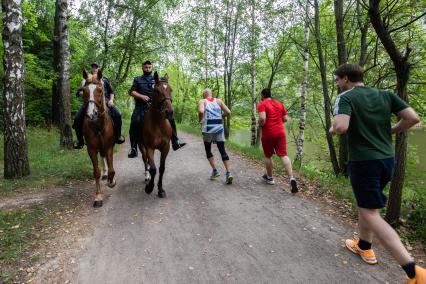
[82,69,106,120]
[153,71,173,118]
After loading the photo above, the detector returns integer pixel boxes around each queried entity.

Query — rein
[154,97,172,114]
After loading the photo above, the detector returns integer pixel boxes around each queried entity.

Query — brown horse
[82,69,116,207]
[139,71,173,198]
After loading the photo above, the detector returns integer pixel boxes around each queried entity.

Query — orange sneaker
[406,265,426,284]
[345,238,378,265]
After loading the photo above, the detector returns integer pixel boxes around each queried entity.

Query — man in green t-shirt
[330,64,424,283]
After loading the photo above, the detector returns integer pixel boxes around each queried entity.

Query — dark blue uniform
[128,73,184,153]
[128,74,155,149]
[73,77,123,146]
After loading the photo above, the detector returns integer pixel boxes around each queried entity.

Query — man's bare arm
[330,114,350,134]
[391,107,420,134]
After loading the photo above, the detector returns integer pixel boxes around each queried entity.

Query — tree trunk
[368,0,412,225]
[212,0,220,98]
[101,0,113,69]
[2,0,30,178]
[314,0,340,175]
[334,0,348,176]
[356,0,369,67]
[222,0,238,139]
[295,0,310,167]
[250,0,257,146]
[54,0,73,148]
[204,1,209,87]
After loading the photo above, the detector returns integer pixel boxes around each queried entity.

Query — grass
[0,117,130,196]
[0,127,92,195]
[0,191,91,282]
[0,206,48,281]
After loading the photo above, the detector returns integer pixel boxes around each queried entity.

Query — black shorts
[348,158,395,209]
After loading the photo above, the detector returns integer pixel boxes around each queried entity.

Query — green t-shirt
[333,86,409,161]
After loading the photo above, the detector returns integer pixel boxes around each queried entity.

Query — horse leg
[140,144,150,183]
[101,156,108,180]
[144,161,151,183]
[88,149,103,208]
[105,147,116,188]
[157,147,169,198]
[145,148,156,194]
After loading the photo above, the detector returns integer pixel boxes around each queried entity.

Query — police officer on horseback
[73,63,125,149]
[127,60,186,158]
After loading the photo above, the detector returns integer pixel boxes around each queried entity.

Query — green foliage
[21,0,55,125]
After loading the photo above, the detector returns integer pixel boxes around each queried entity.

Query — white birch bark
[295,0,311,166]
[2,0,30,178]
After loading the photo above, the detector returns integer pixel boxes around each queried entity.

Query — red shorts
[261,135,287,158]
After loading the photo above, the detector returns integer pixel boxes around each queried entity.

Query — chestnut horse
[82,70,116,207]
[139,72,173,198]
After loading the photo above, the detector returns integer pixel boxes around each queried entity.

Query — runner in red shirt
[257,88,298,193]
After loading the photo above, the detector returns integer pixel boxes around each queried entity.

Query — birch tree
[250,0,258,145]
[53,0,73,148]
[2,0,30,178]
[313,0,339,175]
[295,0,310,167]
[334,0,348,175]
[223,0,242,138]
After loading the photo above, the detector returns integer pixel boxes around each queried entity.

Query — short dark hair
[334,64,364,82]
[261,88,271,98]
[143,60,152,66]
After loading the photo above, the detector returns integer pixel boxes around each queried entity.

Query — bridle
[84,80,106,118]
[152,82,172,115]
[155,97,172,114]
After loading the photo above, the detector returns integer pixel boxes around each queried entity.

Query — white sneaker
[262,174,275,185]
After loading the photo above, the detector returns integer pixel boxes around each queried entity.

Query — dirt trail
[33,132,403,283]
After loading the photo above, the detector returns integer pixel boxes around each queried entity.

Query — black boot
[116,135,125,144]
[73,125,85,149]
[111,108,125,144]
[128,112,140,158]
[169,117,186,151]
[171,135,186,151]
[128,147,138,158]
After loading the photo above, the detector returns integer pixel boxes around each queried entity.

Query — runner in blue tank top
[198,88,233,184]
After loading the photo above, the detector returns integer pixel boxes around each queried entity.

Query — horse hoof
[145,185,154,194]
[107,179,116,188]
[102,175,108,180]
[158,191,166,198]
[93,200,103,208]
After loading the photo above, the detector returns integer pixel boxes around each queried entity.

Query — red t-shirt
[257,98,287,138]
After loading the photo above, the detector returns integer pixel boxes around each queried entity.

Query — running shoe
[210,169,220,180]
[262,174,275,185]
[226,172,233,184]
[290,179,298,193]
[406,265,426,284]
[345,238,377,265]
